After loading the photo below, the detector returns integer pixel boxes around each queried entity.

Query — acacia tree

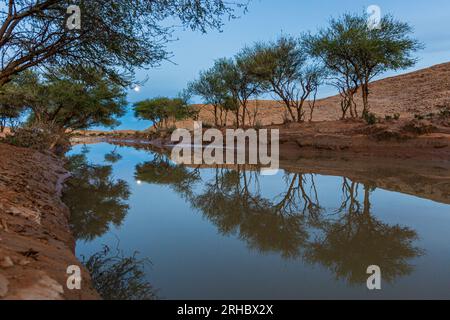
[244,36,324,123]
[26,69,126,130]
[0,81,25,131]
[4,67,127,150]
[216,56,261,128]
[330,62,360,119]
[306,12,422,116]
[189,63,229,127]
[134,96,196,129]
[0,0,249,86]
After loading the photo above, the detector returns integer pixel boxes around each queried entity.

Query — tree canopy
[305,12,422,115]
[8,68,128,132]
[189,63,231,127]
[242,36,325,122]
[0,0,249,86]
[134,96,196,129]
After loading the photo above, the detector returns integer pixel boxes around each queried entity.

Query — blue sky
[113,0,450,130]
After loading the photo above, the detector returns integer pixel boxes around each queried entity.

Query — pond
[64,142,450,299]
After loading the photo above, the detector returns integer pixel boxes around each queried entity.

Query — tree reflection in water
[63,153,131,241]
[304,179,423,285]
[135,152,201,199]
[83,244,158,300]
[64,152,159,300]
[104,146,123,164]
[134,153,423,285]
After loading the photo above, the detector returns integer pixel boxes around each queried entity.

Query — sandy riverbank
[0,143,99,300]
[74,116,450,162]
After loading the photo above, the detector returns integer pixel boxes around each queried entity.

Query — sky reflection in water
[65,142,450,299]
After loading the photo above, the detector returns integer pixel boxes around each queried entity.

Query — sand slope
[0,143,99,300]
[175,62,450,128]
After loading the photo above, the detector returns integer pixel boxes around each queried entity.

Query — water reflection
[104,146,123,164]
[189,169,311,259]
[63,143,439,296]
[135,153,201,199]
[63,153,131,241]
[304,180,423,284]
[82,245,158,300]
[133,151,423,284]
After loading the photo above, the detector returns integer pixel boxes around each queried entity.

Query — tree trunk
[241,104,246,127]
[361,82,369,115]
[213,105,218,127]
[296,101,305,123]
[282,100,296,123]
[0,117,5,133]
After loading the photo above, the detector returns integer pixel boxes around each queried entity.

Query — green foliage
[4,127,67,153]
[189,60,238,126]
[0,0,248,86]
[242,36,325,122]
[214,56,262,127]
[0,81,26,131]
[5,68,127,131]
[189,63,229,105]
[1,68,127,152]
[363,111,378,125]
[134,96,196,128]
[305,11,422,114]
[104,150,123,164]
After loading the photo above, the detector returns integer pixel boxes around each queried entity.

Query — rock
[7,273,64,300]
[18,259,31,266]
[0,218,8,232]
[0,273,9,297]
[0,256,14,268]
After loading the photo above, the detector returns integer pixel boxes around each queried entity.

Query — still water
[64,142,450,299]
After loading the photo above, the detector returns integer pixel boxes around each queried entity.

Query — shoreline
[0,143,99,300]
[108,139,450,205]
[71,118,450,162]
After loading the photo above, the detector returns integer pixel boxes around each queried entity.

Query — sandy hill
[175,62,450,129]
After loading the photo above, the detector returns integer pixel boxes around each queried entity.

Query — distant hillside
[174,62,450,129]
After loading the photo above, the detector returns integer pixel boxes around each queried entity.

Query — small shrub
[439,106,450,119]
[384,113,400,121]
[414,114,424,120]
[3,127,68,153]
[425,112,435,120]
[363,111,377,125]
[403,120,436,135]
